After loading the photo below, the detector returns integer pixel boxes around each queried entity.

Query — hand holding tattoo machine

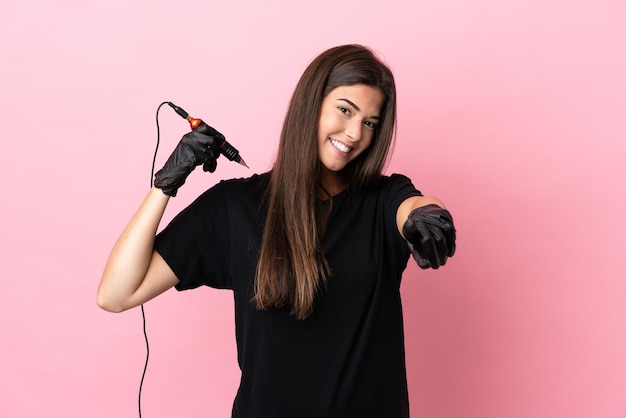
[154,102,248,197]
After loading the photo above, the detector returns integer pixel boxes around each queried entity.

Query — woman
[98,44,456,417]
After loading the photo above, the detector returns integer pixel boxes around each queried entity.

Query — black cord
[138,101,170,418]
[138,305,149,418]
[152,102,168,187]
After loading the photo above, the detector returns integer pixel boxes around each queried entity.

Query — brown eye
[364,120,377,130]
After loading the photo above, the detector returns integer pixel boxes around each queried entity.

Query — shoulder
[197,173,269,202]
[212,172,269,192]
[368,173,422,198]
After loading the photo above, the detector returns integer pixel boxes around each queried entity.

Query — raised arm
[97,187,178,312]
[397,196,456,269]
[97,130,223,312]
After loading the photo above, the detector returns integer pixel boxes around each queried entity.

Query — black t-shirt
[154,173,422,418]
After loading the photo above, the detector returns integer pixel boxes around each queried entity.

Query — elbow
[97,291,128,313]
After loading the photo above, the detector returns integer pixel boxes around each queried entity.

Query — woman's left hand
[402,204,456,269]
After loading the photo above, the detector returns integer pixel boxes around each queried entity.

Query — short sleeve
[382,174,423,274]
[385,174,423,237]
[386,173,423,217]
[154,183,233,290]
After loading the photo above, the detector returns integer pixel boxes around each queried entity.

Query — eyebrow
[337,98,380,120]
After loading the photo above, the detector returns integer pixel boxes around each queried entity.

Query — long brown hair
[253,44,397,319]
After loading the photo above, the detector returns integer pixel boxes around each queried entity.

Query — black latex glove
[154,130,221,197]
[402,204,456,269]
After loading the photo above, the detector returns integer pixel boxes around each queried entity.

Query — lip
[329,137,352,155]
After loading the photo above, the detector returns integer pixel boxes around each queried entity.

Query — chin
[322,161,348,172]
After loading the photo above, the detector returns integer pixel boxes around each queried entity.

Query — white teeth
[330,138,351,153]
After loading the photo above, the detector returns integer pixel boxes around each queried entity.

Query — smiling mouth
[330,138,352,153]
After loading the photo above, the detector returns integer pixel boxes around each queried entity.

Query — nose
[345,119,362,142]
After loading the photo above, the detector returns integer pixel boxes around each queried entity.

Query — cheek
[361,131,375,150]
[319,109,341,135]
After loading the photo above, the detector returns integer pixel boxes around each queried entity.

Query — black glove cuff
[407,204,454,230]
[154,165,194,197]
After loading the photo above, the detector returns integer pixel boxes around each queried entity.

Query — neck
[319,167,346,199]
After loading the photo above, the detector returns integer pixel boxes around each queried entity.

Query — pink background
[1,0,625,417]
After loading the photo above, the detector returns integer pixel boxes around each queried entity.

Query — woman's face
[317,84,384,178]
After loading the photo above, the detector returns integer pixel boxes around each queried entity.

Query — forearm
[97,187,170,311]
[396,195,445,233]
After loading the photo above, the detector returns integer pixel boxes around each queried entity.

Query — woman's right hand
[154,131,221,197]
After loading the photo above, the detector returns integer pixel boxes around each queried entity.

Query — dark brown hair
[253,44,397,319]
